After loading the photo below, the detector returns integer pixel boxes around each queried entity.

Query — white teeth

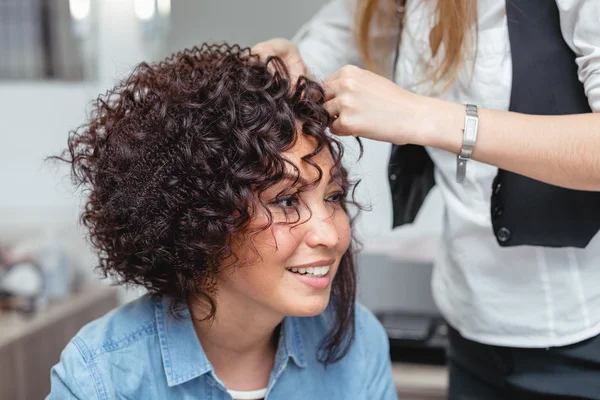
[286,265,331,277]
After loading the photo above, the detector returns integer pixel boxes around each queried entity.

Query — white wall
[0,0,151,301]
[0,83,94,208]
[0,0,147,210]
[166,0,329,52]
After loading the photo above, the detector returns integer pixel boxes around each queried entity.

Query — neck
[189,292,282,391]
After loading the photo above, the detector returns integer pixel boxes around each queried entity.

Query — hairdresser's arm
[323,66,600,191]
[253,0,364,81]
[470,0,600,191]
[323,0,600,191]
[424,100,600,191]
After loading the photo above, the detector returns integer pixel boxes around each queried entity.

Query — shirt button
[497,227,511,243]
[390,173,397,181]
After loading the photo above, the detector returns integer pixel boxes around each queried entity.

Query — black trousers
[447,325,600,400]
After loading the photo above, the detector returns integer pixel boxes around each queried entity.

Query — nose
[304,210,340,249]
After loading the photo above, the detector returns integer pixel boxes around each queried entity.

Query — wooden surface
[393,362,448,399]
[0,284,119,400]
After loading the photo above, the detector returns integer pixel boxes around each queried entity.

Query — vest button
[492,206,503,219]
[497,227,511,243]
[390,173,397,181]
[494,182,502,194]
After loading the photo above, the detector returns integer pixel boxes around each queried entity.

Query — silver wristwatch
[456,104,479,184]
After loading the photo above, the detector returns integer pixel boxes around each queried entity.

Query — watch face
[465,117,478,142]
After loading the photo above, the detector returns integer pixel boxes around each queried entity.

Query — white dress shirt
[295,0,600,348]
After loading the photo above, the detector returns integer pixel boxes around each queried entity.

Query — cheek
[335,211,352,254]
[252,224,304,262]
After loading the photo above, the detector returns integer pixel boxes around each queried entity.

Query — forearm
[418,98,600,191]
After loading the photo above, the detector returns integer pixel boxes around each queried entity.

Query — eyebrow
[281,173,335,187]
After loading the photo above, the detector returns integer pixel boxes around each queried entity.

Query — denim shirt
[47,295,397,399]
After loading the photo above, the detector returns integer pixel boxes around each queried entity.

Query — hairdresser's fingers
[251,38,307,81]
[252,38,293,58]
[324,98,355,137]
[252,39,277,58]
[323,98,339,120]
[322,65,364,102]
[321,77,338,102]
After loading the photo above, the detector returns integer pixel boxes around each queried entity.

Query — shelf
[0,284,119,400]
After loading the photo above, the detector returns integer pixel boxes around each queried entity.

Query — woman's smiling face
[218,134,352,319]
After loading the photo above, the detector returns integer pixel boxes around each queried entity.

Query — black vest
[388,0,600,248]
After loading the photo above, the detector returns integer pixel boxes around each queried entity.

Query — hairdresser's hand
[252,38,307,83]
[323,65,435,145]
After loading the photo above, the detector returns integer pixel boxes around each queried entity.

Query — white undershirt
[295,0,600,348]
[228,387,267,400]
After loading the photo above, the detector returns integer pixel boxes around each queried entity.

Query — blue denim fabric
[47,295,397,399]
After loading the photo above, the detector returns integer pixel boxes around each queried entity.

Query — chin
[285,294,331,317]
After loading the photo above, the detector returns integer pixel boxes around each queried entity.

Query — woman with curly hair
[47,44,396,400]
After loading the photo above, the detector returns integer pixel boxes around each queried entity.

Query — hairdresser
[253,0,600,398]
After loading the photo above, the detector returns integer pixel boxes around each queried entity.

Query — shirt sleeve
[46,340,99,400]
[292,0,363,81]
[556,0,600,112]
[357,304,398,399]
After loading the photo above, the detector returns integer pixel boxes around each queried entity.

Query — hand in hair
[322,64,426,145]
[252,38,307,84]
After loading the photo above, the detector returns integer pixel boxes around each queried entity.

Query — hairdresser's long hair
[355,0,478,87]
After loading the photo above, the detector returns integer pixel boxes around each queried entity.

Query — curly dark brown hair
[56,43,361,365]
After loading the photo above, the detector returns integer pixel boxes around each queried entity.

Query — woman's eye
[326,192,345,204]
[272,196,298,208]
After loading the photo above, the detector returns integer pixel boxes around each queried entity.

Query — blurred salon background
[0,1,446,398]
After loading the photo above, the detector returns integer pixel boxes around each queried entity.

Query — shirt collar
[155,298,307,387]
[278,315,307,369]
[155,297,211,387]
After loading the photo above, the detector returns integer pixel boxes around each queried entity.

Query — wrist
[413,97,464,154]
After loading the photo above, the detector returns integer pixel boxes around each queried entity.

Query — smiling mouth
[285,265,331,277]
